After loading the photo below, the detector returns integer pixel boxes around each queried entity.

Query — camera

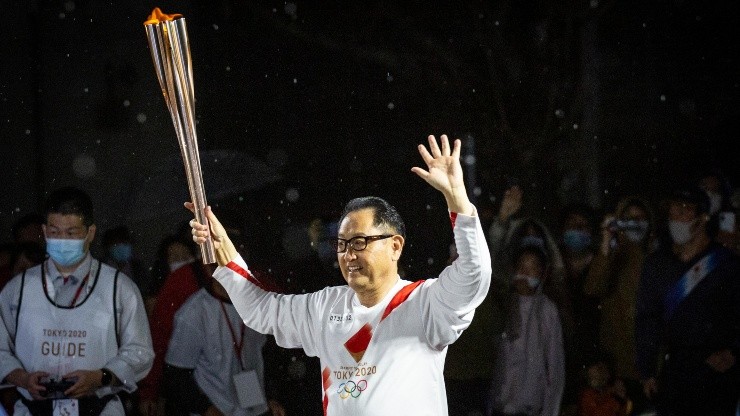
[39,377,76,399]
[608,219,647,232]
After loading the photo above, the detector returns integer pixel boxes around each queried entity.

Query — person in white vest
[0,186,154,416]
[163,277,286,416]
[187,135,492,416]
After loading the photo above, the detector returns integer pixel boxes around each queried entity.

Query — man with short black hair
[636,186,739,416]
[0,186,154,416]
[188,135,492,415]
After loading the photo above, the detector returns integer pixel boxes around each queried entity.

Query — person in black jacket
[635,187,739,416]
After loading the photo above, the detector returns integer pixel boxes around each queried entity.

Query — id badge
[52,399,79,416]
[232,370,266,409]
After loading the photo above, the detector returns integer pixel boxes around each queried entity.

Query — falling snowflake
[73,154,96,179]
[285,2,297,19]
[285,188,299,202]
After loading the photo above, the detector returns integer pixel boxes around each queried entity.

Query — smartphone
[718,211,736,233]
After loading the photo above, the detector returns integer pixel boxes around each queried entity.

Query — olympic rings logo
[337,379,367,399]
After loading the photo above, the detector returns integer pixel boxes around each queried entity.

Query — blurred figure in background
[138,228,203,416]
[696,169,738,254]
[558,203,600,415]
[487,244,565,416]
[583,195,657,414]
[163,278,286,415]
[101,225,148,296]
[11,214,45,248]
[0,213,46,414]
[636,187,739,416]
[145,233,199,315]
[483,183,569,416]
[577,357,632,416]
[0,214,45,292]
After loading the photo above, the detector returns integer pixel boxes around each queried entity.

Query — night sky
[1,0,738,274]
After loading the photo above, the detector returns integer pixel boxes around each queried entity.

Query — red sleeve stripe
[225,261,267,290]
[449,212,458,228]
[322,367,331,416]
[381,279,425,321]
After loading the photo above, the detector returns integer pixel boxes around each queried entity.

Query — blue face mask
[514,274,541,289]
[563,229,592,252]
[110,243,133,263]
[520,235,546,250]
[46,238,87,267]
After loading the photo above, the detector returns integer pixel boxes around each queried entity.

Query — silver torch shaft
[144,9,216,264]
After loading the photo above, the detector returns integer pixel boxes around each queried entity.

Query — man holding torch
[187,135,492,415]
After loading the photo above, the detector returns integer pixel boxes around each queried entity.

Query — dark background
[1,0,738,275]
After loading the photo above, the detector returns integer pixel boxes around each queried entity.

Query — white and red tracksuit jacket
[213,211,492,416]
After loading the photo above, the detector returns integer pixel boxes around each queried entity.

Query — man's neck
[674,234,711,262]
[356,276,400,308]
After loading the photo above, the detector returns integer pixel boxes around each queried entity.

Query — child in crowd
[488,245,565,416]
[578,359,632,416]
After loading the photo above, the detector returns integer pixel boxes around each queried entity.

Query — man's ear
[391,235,404,261]
[86,224,97,244]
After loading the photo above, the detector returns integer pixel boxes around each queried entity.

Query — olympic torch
[144,8,216,264]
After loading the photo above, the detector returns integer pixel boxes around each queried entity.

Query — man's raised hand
[411,134,473,215]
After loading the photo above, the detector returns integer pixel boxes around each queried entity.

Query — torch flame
[144,7,182,25]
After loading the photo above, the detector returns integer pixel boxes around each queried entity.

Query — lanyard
[67,273,90,307]
[219,300,246,370]
[42,262,92,308]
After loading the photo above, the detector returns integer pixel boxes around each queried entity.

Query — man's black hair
[44,186,95,226]
[339,196,406,238]
[559,202,596,230]
[669,186,710,215]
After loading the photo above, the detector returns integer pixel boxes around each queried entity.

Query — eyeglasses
[331,235,394,253]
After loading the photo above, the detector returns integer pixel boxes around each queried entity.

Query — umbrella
[125,149,282,223]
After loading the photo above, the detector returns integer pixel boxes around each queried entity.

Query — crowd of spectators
[1,166,738,416]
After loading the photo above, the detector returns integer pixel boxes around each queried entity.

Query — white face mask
[706,192,722,215]
[624,229,648,243]
[169,259,193,272]
[623,220,649,243]
[668,219,695,245]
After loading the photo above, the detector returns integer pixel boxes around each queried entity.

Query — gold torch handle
[145,10,216,264]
